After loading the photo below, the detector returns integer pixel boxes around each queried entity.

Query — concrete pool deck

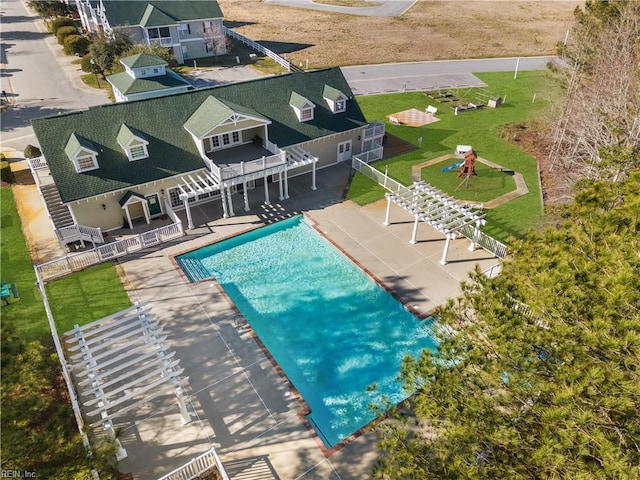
[112,162,500,479]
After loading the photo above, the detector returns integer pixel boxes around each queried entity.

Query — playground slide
[442,161,464,173]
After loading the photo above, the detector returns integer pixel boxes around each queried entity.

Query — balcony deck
[205,143,275,170]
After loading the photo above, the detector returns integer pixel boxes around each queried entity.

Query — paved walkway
[107,163,499,479]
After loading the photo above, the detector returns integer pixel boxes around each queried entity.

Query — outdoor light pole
[90,59,101,88]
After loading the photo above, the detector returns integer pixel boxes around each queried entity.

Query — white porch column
[278,171,284,201]
[469,220,481,251]
[384,195,392,226]
[410,215,420,244]
[220,187,229,218]
[125,206,134,230]
[227,186,235,217]
[183,197,194,229]
[284,168,290,199]
[105,421,127,460]
[175,386,192,425]
[243,182,250,212]
[142,200,151,225]
[311,159,317,190]
[440,234,453,265]
[263,176,271,205]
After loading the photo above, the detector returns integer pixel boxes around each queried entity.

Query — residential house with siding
[31,68,385,237]
[107,53,191,102]
[75,0,226,64]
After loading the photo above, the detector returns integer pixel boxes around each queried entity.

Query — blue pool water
[177,216,437,448]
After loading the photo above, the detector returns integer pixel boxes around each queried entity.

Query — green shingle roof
[120,53,167,69]
[184,96,269,138]
[101,1,223,28]
[289,91,314,109]
[117,124,147,147]
[31,67,367,203]
[106,70,190,95]
[323,84,346,101]
[64,133,97,158]
[119,190,146,207]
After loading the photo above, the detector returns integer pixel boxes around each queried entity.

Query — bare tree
[548,1,640,197]
[203,23,230,60]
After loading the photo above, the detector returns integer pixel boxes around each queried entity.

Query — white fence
[27,156,48,170]
[223,26,301,72]
[352,156,403,192]
[36,221,184,282]
[157,447,229,480]
[458,223,507,259]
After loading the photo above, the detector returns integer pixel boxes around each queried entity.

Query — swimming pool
[177,215,437,448]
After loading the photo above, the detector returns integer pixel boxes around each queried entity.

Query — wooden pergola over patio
[384,181,486,265]
[64,303,190,460]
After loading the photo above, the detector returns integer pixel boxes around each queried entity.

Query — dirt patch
[219,0,576,68]
[503,122,573,206]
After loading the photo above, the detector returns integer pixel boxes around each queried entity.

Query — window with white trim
[205,131,242,152]
[178,23,191,38]
[75,153,99,172]
[334,100,346,112]
[301,107,313,121]
[127,144,148,161]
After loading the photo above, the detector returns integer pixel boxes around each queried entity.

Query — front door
[337,140,352,162]
[146,194,162,218]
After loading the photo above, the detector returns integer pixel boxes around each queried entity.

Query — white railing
[362,122,385,141]
[206,153,286,182]
[458,224,507,259]
[223,26,299,72]
[352,156,404,193]
[56,224,104,246]
[353,145,384,164]
[36,222,184,282]
[157,447,229,480]
[482,263,503,278]
[27,156,48,170]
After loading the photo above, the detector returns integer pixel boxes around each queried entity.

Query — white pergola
[175,147,318,229]
[64,303,190,460]
[384,181,486,265]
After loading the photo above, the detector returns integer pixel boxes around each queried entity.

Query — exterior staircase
[40,184,74,230]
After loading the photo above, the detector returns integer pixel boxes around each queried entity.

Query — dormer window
[117,124,149,161]
[290,91,315,123]
[65,133,99,173]
[323,85,348,114]
[75,153,99,171]
[127,144,148,161]
[301,107,313,121]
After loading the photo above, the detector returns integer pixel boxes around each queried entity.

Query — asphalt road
[0,0,107,152]
[341,57,558,95]
[264,0,417,17]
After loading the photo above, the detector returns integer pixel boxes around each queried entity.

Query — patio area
[109,161,501,479]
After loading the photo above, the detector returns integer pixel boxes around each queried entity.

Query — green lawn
[1,187,131,478]
[421,161,517,203]
[352,70,561,241]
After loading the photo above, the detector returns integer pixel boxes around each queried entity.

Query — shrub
[80,53,94,73]
[1,160,15,184]
[64,35,90,56]
[50,16,75,35]
[56,25,77,45]
[23,144,41,159]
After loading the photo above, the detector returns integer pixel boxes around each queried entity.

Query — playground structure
[425,87,502,114]
[455,149,478,191]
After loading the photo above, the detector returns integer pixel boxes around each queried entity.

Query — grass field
[351,69,562,241]
[1,187,132,478]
